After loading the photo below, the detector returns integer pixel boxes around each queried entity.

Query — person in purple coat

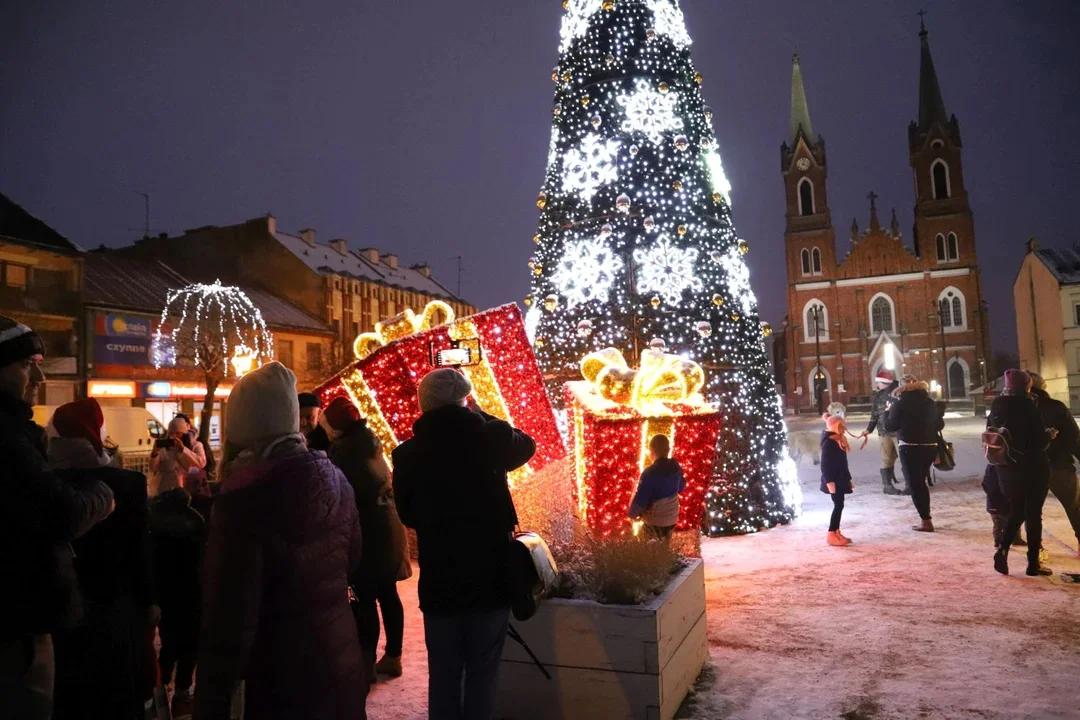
[628,435,686,543]
[820,413,855,547]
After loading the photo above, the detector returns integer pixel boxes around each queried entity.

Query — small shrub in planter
[548,535,683,604]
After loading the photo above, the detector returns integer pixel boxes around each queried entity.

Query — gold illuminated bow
[580,347,705,411]
[353,300,456,360]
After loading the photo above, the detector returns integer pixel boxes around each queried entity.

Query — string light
[153,280,274,376]
[533,0,800,536]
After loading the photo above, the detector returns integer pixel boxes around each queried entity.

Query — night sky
[2,1,1077,354]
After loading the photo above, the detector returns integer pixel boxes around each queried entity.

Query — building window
[306,343,323,372]
[936,234,946,262]
[3,263,28,289]
[870,294,894,334]
[277,339,294,369]
[803,299,828,342]
[931,159,950,199]
[1074,304,1080,327]
[811,248,822,274]
[938,287,966,330]
[947,233,959,261]
[33,268,68,291]
[800,249,811,276]
[798,178,814,216]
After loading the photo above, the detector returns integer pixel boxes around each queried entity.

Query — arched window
[798,178,814,216]
[947,232,959,261]
[947,358,969,398]
[802,299,828,342]
[800,248,811,275]
[811,247,822,274]
[938,287,966,330]
[870,294,895,334]
[931,159,950,199]
[936,234,946,262]
[939,298,952,327]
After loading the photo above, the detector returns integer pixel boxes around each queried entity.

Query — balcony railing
[0,286,81,317]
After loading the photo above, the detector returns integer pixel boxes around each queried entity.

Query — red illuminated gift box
[565,348,722,538]
[315,302,565,475]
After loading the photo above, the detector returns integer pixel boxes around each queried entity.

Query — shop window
[307,343,323,372]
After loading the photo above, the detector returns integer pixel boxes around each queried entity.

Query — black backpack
[983,426,1020,466]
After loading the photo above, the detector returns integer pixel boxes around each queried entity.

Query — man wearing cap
[860,370,903,495]
[298,392,330,452]
[0,315,115,718]
[392,368,535,720]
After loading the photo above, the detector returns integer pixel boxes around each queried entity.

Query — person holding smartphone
[149,416,207,496]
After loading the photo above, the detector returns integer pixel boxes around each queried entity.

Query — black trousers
[829,493,845,532]
[996,465,1050,566]
[1049,466,1080,542]
[158,607,199,692]
[899,445,937,520]
[353,579,405,667]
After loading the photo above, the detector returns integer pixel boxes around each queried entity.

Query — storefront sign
[94,313,154,366]
[88,380,137,398]
[144,382,232,399]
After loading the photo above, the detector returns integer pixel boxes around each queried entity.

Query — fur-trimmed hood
[896,380,930,395]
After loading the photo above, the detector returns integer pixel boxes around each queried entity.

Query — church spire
[917,12,948,130]
[867,191,881,233]
[789,51,814,145]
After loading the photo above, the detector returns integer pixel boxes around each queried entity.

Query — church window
[870,295,894,334]
[938,288,966,330]
[798,178,814,216]
[931,160,950,199]
[800,249,810,275]
[803,299,828,342]
[811,247,822,274]
[936,234,946,262]
[947,233,959,261]
[939,298,952,327]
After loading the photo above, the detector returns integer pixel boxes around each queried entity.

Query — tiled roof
[273,231,461,301]
[0,192,80,253]
[1035,247,1080,285]
[83,252,331,333]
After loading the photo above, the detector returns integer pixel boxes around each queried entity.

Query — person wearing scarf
[821,413,855,546]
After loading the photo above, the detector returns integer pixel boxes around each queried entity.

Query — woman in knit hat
[46,399,156,720]
[323,396,411,683]
[195,362,367,720]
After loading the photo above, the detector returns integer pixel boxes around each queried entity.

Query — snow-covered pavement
[365,417,1080,719]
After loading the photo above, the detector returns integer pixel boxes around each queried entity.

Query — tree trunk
[200,377,219,477]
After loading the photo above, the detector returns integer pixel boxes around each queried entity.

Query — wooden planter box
[496,558,707,720]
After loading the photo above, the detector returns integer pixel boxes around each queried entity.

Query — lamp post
[812,304,825,414]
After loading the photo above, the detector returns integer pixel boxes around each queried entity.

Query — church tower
[908,17,975,267]
[781,53,836,284]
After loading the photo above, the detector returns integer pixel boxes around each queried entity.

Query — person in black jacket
[988,370,1053,576]
[821,413,855,546]
[883,374,943,532]
[1029,373,1080,555]
[0,316,114,719]
[299,391,331,452]
[859,371,902,495]
[392,369,535,720]
[46,399,156,720]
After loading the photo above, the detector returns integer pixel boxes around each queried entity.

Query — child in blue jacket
[628,435,686,543]
[821,413,855,546]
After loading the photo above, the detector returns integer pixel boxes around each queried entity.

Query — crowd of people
[818,367,1080,577]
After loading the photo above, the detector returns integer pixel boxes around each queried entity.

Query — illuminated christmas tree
[528,0,800,535]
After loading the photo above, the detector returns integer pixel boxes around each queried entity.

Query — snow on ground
[366,416,1080,720]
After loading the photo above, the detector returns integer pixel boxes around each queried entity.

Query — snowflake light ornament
[559,0,604,52]
[546,126,561,174]
[633,235,702,304]
[551,234,625,307]
[646,0,692,48]
[562,134,621,201]
[704,148,733,205]
[618,81,683,143]
[720,247,758,314]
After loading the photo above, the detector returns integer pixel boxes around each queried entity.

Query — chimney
[329,238,348,256]
[300,228,316,247]
[265,214,276,235]
[360,248,381,264]
[381,253,399,270]
[412,263,431,278]
[1026,237,1040,254]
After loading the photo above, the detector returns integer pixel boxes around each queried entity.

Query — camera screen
[437,347,473,367]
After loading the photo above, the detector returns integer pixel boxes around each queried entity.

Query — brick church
[777,21,990,414]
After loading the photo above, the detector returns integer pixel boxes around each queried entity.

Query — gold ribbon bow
[580,347,705,412]
[353,300,456,360]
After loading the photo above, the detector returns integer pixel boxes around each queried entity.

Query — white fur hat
[225,361,299,449]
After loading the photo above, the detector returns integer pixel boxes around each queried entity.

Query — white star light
[720,247,758,314]
[551,235,625,307]
[618,82,683,143]
[562,134,621,201]
[646,0,693,48]
[704,149,733,205]
[633,235,702,304]
[559,0,604,52]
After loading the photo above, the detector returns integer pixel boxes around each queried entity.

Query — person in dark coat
[820,413,855,546]
[859,370,902,495]
[323,396,412,682]
[299,391,331,452]
[1029,373,1080,556]
[149,471,210,717]
[0,316,115,720]
[392,369,536,720]
[194,362,366,720]
[883,374,943,532]
[628,434,685,543]
[46,399,156,720]
[988,370,1053,576]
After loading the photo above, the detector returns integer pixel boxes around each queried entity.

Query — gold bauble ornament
[551,69,559,83]
[537,192,548,209]
[650,295,662,308]
[712,192,723,203]
[533,233,541,245]
[524,295,533,307]
[677,225,688,236]
[658,82,670,94]
[711,294,724,307]
[672,180,682,190]
[562,72,571,83]
[544,294,559,311]
[536,336,546,347]
[581,95,590,106]
[762,322,773,337]
[694,72,704,85]
[732,312,741,321]
[532,264,543,276]
[738,239,749,255]
[602,0,615,10]
[562,0,569,9]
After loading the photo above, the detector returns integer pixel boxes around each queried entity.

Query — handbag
[934,432,955,472]
[504,531,558,622]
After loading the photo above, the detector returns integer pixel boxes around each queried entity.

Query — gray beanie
[226,361,299,448]
[418,369,473,413]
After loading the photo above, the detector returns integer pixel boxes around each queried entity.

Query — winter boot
[375,654,403,678]
[993,549,1009,575]
[913,518,935,533]
[991,514,1005,547]
[827,531,850,546]
[1026,561,1053,577]
[836,529,854,544]
[880,469,901,496]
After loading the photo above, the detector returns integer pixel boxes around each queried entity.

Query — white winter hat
[225,361,299,449]
[418,368,473,413]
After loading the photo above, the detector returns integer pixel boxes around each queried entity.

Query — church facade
[779,22,990,414]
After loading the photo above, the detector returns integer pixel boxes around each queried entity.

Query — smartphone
[435,347,473,367]
[154,438,174,449]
